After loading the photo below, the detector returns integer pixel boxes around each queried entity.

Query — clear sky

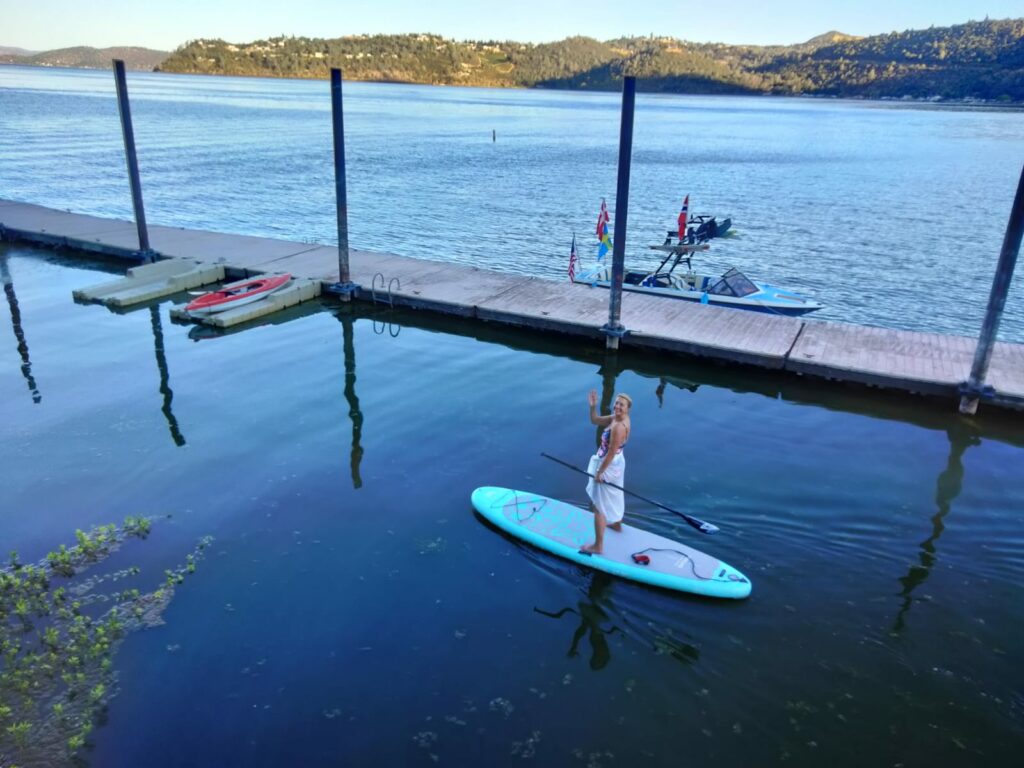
[2,0,1020,52]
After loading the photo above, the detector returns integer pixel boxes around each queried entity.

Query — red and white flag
[568,233,578,282]
[677,195,689,240]
[596,199,610,239]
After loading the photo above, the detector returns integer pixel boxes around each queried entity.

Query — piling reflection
[892,420,980,633]
[1,256,41,403]
[534,572,621,670]
[595,353,619,448]
[336,309,364,489]
[149,306,186,446]
[362,303,1024,449]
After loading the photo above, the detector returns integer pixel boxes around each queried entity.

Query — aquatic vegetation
[0,517,212,766]
[416,537,447,555]
[510,729,541,758]
[488,697,514,717]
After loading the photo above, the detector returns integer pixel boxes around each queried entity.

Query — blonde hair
[615,393,633,409]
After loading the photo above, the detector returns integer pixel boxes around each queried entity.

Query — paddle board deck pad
[472,487,751,599]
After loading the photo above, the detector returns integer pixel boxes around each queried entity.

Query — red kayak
[185,274,292,315]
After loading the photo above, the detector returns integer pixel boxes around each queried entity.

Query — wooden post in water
[329,68,358,301]
[959,164,1024,414]
[603,76,636,351]
[112,59,153,259]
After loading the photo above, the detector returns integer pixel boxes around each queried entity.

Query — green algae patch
[0,518,211,767]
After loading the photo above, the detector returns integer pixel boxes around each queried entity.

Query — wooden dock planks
[618,289,802,367]
[3,199,1023,411]
[0,202,140,252]
[787,321,978,395]
[477,277,610,336]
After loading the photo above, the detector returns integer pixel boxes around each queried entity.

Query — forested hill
[156,19,1024,102]
[0,46,168,70]
[5,19,1021,102]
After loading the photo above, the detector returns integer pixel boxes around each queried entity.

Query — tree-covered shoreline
[154,20,1024,103]
[3,19,1022,103]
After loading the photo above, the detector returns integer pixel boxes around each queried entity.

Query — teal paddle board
[471,487,751,599]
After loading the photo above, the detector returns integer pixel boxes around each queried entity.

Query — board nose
[470,486,500,510]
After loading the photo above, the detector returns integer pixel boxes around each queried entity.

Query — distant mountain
[0,46,168,70]
[800,31,863,50]
[5,19,1024,103]
[154,19,1024,102]
[0,45,38,56]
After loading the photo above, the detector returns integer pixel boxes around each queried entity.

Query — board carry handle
[540,452,720,535]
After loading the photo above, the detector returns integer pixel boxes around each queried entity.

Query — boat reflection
[652,375,700,407]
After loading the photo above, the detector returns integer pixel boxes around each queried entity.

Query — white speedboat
[574,242,823,317]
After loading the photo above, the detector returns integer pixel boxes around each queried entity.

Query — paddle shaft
[540,452,719,534]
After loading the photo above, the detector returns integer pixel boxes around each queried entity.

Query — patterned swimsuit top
[597,425,628,459]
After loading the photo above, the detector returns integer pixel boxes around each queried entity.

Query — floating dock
[167,276,321,328]
[2,199,1023,411]
[72,258,225,307]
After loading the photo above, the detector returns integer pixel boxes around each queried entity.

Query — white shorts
[585,452,625,524]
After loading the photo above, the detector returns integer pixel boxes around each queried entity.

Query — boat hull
[578,277,823,316]
[185,274,291,315]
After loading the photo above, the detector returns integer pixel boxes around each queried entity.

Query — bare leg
[581,507,606,554]
[608,522,622,532]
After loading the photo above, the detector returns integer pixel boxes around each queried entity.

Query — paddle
[540,452,720,535]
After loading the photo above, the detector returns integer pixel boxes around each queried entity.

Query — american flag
[568,233,578,282]
[677,194,689,240]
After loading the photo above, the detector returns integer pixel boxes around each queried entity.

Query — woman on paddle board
[581,389,632,554]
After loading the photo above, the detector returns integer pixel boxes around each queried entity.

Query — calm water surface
[1,244,1023,766]
[1,66,1023,341]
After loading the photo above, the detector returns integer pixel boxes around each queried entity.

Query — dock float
[2,200,1023,412]
[72,258,225,307]
[168,276,321,328]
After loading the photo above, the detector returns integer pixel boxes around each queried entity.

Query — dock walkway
[2,199,1022,411]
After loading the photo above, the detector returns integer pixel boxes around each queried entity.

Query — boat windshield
[708,268,758,298]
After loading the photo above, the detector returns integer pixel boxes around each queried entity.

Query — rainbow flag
[596,199,612,260]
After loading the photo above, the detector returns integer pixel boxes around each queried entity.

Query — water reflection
[596,352,619,448]
[366,304,1024,447]
[534,572,621,670]
[0,256,41,403]
[336,308,364,489]
[652,375,700,408]
[892,420,980,633]
[372,308,401,338]
[149,306,186,446]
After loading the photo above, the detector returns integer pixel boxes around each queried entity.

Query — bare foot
[579,543,603,555]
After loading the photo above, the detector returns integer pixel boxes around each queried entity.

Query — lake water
[2,243,1023,767]
[2,68,1024,767]
[0,65,1023,341]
